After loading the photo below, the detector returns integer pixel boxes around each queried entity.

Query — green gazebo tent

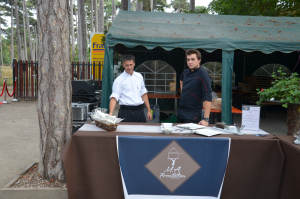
[101,11,300,123]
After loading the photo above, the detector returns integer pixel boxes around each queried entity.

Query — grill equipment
[72,104,87,120]
[72,80,101,104]
[72,80,102,131]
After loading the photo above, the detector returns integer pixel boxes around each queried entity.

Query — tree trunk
[0,24,3,67]
[22,3,28,60]
[11,6,14,66]
[95,0,98,32]
[122,0,128,10]
[189,0,195,11]
[143,0,150,11]
[99,0,104,32]
[78,0,87,62]
[14,0,22,60]
[0,24,3,77]
[287,104,300,135]
[33,38,36,61]
[71,0,75,61]
[91,0,94,32]
[77,1,82,62]
[85,10,88,52]
[24,0,34,61]
[76,13,79,56]
[36,0,72,181]
[136,0,142,11]
[131,0,135,11]
[150,0,153,11]
[35,26,38,61]
[20,36,25,60]
[112,0,116,21]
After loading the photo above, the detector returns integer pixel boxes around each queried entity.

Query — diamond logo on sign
[145,140,201,193]
[243,106,250,110]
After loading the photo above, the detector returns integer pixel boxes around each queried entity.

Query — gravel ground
[11,164,67,189]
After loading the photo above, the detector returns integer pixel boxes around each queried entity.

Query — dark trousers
[118,104,147,123]
[177,118,200,124]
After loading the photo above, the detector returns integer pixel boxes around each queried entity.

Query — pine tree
[24,0,34,61]
[37,0,72,181]
[14,0,22,60]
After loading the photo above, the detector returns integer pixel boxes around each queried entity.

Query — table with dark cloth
[62,123,285,199]
[276,135,300,199]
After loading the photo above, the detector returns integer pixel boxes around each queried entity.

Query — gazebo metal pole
[221,50,233,124]
[243,54,246,83]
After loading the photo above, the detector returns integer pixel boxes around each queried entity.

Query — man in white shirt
[109,54,152,122]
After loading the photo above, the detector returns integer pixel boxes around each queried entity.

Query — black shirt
[178,66,212,121]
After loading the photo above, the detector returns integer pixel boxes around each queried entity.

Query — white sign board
[242,105,261,131]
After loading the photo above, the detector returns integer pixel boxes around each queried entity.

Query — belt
[120,104,144,110]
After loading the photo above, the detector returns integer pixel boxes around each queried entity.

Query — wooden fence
[12,60,103,100]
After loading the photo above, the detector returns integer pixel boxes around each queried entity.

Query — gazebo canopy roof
[106,11,300,54]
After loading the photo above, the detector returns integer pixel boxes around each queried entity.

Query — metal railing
[12,60,103,100]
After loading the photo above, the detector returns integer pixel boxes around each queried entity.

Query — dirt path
[0,86,39,191]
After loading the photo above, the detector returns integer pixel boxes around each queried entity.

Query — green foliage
[170,0,189,13]
[209,0,300,16]
[277,0,300,16]
[256,68,300,108]
[209,0,278,16]
[0,36,11,65]
[152,0,169,12]
[0,0,37,29]
[135,0,169,12]
[101,29,108,45]
[2,27,20,61]
[103,0,122,24]
[184,6,209,14]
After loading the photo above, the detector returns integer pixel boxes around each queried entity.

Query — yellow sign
[90,33,105,79]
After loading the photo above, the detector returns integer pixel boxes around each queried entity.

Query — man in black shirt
[177,49,212,126]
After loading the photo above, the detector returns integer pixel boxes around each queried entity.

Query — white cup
[162,129,172,134]
[228,126,237,133]
[161,123,172,130]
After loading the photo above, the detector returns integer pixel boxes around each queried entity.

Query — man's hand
[142,94,152,122]
[108,112,113,116]
[199,120,209,126]
[147,111,153,121]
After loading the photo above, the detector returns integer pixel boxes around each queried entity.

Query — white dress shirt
[110,71,148,106]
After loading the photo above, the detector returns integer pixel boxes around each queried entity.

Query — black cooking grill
[72,80,101,104]
[72,80,102,132]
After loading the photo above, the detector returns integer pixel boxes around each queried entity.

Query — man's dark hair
[186,49,201,60]
[122,54,135,63]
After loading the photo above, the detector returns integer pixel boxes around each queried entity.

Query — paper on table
[116,125,192,133]
[193,129,221,137]
[212,127,269,135]
[177,123,206,130]
[78,124,191,133]
[78,124,269,135]
[242,105,261,131]
[79,124,106,131]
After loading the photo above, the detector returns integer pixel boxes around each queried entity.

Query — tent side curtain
[221,50,234,124]
[101,46,115,110]
[106,11,300,54]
